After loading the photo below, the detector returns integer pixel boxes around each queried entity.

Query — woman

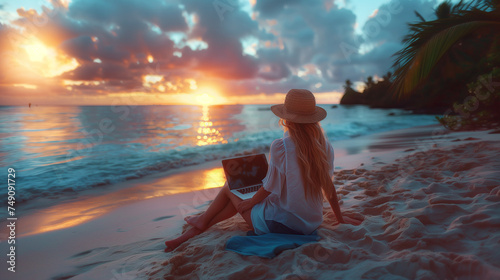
[165,89,362,251]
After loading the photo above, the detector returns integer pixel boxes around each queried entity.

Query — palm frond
[391,8,500,99]
[414,11,426,22]
[435,1,452,19]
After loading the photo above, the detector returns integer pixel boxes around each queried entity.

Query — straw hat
[271,89,327,123]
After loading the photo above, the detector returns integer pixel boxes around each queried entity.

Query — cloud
[61,61,134,81]
[256,47,291,80]
[255,0,358,65]
[361,0,437,46]
[320,0,439,83]
[251,0,359,86]
[182,0,260,79]
[217,74,319,97]
[254,0,304,18]
[68,0,188,32]
[0,0,443,104]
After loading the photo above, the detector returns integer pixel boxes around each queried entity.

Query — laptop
[222,154,269,200]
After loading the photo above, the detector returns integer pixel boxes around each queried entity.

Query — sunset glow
[143,75,163,86]
[196,93,214,106]
[17,166,226,237]
[0,0,438,106]
[13,83,38,89]
[20,37,79,78]
[194,87,227,105]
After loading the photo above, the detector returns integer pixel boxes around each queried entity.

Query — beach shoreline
[1,124,500,280]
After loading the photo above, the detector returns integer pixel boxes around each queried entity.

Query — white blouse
[251,131,335,235]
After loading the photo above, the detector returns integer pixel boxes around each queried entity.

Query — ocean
[0,104,438,205]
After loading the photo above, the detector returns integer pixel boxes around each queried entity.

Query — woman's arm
[250,187,271,206]
[327,184,364,226]
[328,183,345,224]
[237,187,271,213]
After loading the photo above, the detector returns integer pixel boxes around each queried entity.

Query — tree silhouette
[343,79,353,90]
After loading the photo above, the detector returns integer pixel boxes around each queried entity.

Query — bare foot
[184,214,206,230]
[164,227,203,252]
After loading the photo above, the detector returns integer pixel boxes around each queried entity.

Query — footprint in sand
[153,215,175,222]
[70,247,109,259]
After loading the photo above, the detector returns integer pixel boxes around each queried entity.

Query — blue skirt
[250,201,303,235]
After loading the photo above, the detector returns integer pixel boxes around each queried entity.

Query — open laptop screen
[222,154,268,189]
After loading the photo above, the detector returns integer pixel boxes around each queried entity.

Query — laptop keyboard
[237,185,262,194]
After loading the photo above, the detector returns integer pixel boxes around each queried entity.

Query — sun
[195,93,215,106]
[190,86,227,106]
[19,37,79,77]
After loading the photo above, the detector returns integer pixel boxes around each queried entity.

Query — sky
[0,0,450,105]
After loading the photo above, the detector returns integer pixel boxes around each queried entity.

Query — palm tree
[365,76,375,89]
[343,79,353,90]
[391,0,500,99]
[382,71,392,81]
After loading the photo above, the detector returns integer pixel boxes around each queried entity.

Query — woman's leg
[187,183,253,230]
[226,188,253,230]
[165,202,239,251]
[165,183,253,251]
[185,182,232,230]
[204,201,238,228]
[164,227,203,252]
[165,183,233,250]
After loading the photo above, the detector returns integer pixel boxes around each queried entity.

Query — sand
[1,125,500,280]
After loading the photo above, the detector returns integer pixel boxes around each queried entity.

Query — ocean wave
[1,105,439,205]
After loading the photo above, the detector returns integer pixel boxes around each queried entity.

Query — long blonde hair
[279,118,333,202]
